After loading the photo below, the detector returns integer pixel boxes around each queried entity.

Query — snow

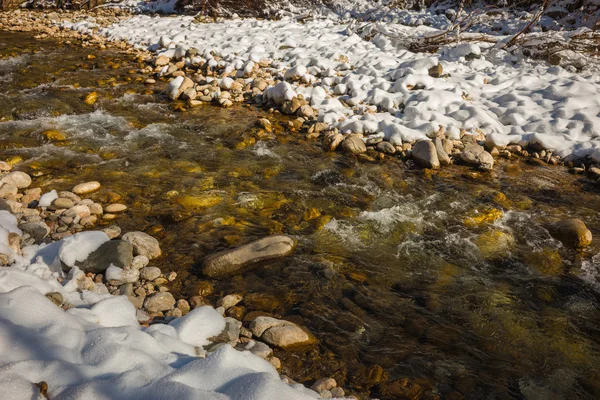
[0,206,322,400]
[82,7,600,158]
[38,189,58,207]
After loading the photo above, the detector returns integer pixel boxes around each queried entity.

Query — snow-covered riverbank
[68,2,600,162]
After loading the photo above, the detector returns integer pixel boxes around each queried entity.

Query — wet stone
[72,181,101,195]
[548,219,592,248]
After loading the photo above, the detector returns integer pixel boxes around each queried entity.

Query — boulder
[202,235,297,278]
[122,231,161,259]
[412,140,440,169]
[548,219,592,248]
[76,240,134,274]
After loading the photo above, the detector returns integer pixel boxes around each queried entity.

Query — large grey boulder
[76,240,134,274]
[412,140,440,169]
[202,235,297,278]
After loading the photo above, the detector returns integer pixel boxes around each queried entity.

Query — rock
[181,88,197,101]
[434,137,452,166]
[376,141,396,155]
[19,221,50,243]
[140,266,161,281]
[311,378,337,392]
[0,199,10,211]
[548,219,592,248]
[72,181,101,195]
[331,387,345,397]
[210,317,241,343]
[76,240,134,274]
[122,231,161,259]
[474,230,515,259]
[105,203,127,213]
[58,191,81,203]
[461,144,494,170]
[323,133,344,152]
[1,171,31,189]
[106,265,139,285]
[249,316,317,349]
[0,161,11,171]
[45,292,63,306]
[428,63,443,78]
[216,293,243,310]
[83,91,98,105]
[412,140,440,169]
[130,255,149,270]
[50,197,74,210]
[0,183,18,198]
[202,235,297,278]
[588,166,600,179]
[154,55,170,66]
[63,205,90,219]
[296,105,314,118]
[269,357,282,370]
[144,292,176,312]
[102,225,121,239]
[341,135,367,155]
[177,299,190,315]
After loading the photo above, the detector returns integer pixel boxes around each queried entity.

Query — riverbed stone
[0,183,17,199]
[474,230,515,259]
[122,231,161,259]
[216,293,243,310]
[19,221,50,244]
[1,171,31,189]
[311,378,337,392]
[376,141,396,155]
[50,197,75,210]
[105,203,127,213]
[461,144,494,170]
[548,219,592,248]
[144,292,176,312]
[72,181,101,195]
[202,235,297,277]
[140,266,161,281]
[323,133,344,152]
[434,137,452,166]
[412,140,440,169]
[342,134,367,155]
[249,316,317,349]
[76,240,134,274]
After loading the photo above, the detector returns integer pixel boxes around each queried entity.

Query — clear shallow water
[1,31,600,399]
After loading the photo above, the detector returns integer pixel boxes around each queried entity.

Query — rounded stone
[122,231,161,259]
[140,266,162,281]
[50,197,75,210]
[105,203,127,213]
[144,292,176,312]
[548,219,592,248]
[72,181,101,195]
[412,140,440,169]
[342,134,367,155]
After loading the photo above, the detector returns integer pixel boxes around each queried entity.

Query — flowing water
[1,31,600,399]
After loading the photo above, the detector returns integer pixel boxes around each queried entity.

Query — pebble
[105,203,127,213]
[0,183,18,198]
[102,224,121,239]
[144,292,176,312]
[216,294,243,310]
[72,181,101,195]
[250,316,317,349]
[140,266,161,281]
[461,144,494,171]
[311,377,337,392]
[50,197,75,210]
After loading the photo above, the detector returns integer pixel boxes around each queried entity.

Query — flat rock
[202,235,297,278]
[1,171,31,189]
[105,203,127,213]
[72,181,101,195]
[76,240,134,274]
[548,219,592,248]
[122,231,161,259]
[412,140,440,169]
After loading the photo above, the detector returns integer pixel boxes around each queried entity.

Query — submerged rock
[548,219,592,248]
[249,316,316,349]
[474,230,515,259]
[412,140,440,169]
[72,181,101,195]
[202,235,297,277]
